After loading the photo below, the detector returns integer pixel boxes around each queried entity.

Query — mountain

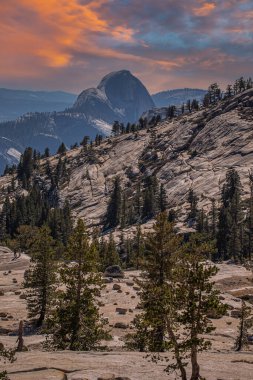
[0,70,154,174]
[1,87,252,230]
[72,70,154,123]
[152,88,206,107]
[0,88,77,122]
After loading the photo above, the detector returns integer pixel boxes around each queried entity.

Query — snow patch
[7,148,21,161]
[92,119,112,135]
[38,133,59,139]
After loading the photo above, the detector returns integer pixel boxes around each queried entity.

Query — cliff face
[1,89,253,230]
[72,70,155,123]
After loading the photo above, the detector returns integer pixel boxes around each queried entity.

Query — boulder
[114,322,129,329]
[113,284,121,291]
[104,265,124,278]
[116,308,127,315]
[231,309,242,318]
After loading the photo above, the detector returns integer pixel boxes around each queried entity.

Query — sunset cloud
[193,2,216,16]
[0,0,252,93]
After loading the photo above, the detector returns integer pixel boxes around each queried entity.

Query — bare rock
[114,322,129,329]
[115,308,127,315]
[231,309,242,318]
[113,284,121,291]
[104,266,124,279]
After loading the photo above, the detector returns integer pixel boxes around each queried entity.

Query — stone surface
[104,266,124,279]
[1,89,252,234]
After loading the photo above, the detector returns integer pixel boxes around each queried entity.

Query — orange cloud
[0,0,137,72]
[193,2,216,16]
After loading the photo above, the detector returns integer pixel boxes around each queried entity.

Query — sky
[0,0,253,94]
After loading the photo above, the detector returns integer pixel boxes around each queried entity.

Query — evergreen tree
[44,147,50,157]
[23,226,57,327]
[133,224,145,269]
[187,188,198,222]
[17,147,34,189]
[167,235,226,380]
[225,84,233,98]
[159,183,167,212]
[210,198,217,239]
[103,233,120,269]
[57,142,67,155]
[0,343,15,380]
[235,301,252,351]
[245,173,253,260]
[132,213,182,352]
[217,168,243,261]
[80,136,90,150]
[142,174,159,219]
[207,83,221,104]
[50,219,108,350]
[104,176,122,229]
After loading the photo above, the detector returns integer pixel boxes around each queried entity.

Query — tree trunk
[190,345,200,380]
[165,316,187,380]
[16,320,24,352]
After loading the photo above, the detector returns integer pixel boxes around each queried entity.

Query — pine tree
[50,219,108,350]
[159,184,167,212]
[23,226,57,327]
[17,147,34,189]
[80,136,90,150]
[104,176,122,229]
[217,168,243,261]
[132,213,182,352]
[235,300,252,351]
[0,343,15,380]
[57,142,67,155]
[207,83,221,104]
[142,174,159,219]
[103,233,120,269]
[168,235,226,380]
[133,224,145,269]
[44,147,50,157]
[246,173,253,260]
[187,188,198,222]
[225,84,233,98]
[127,218,226,380]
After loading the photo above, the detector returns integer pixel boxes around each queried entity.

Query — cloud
[0,0,252,93]
[193,2,216,17]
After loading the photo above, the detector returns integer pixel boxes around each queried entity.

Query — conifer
[51,219,108,350]
[23,226,57,327]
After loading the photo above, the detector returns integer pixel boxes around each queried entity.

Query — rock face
[1,89,253,232]
[73,70,154,123]
[0,70,154,174]
[49,88,253,229]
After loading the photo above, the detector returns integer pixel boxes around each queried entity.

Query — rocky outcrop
[1,90,253,231]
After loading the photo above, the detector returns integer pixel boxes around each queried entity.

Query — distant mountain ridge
[0,70,154,174]
[152,88,206,108]
[0,88,77,122]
